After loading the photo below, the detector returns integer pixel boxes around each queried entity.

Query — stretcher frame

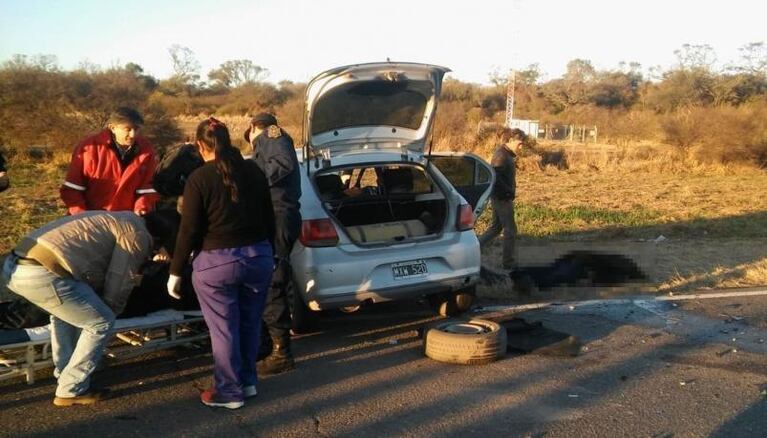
[0,314,208,385]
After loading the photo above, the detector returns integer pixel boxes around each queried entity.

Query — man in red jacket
[60,107,159,215]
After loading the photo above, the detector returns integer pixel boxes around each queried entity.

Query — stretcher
[0,309,207,384]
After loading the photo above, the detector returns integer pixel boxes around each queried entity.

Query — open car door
[428,152,495,219]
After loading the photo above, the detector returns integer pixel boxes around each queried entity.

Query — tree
[162,45,200,97]
[125,62,159,90]
[66,65,158,130]
[539,59,596,112]
[674,44,717,71]
[734,42,767,76]
[589,69,643,108]
[216,82,288,115]
[646,68,716,111]
[169,45,200,84]
[0,55,76,149]
[516,64,542,85]
[2,54,59,72]
[208,60,268,88]
[488,64,542,87]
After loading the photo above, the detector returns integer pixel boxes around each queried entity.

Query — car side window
[430,156,474,187]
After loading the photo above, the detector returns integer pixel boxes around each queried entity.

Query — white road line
[478,288,767,313]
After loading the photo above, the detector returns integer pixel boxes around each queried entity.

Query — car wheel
[454,286,476,312]
[423,318,507,365]
[429,287,475,317]
[432,297,457,317]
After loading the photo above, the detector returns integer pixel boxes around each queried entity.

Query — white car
[289,62,495,331]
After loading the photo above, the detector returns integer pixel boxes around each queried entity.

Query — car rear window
[311,80,432,135]
[315,164,435,200]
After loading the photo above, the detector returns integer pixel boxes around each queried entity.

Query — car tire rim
[440,322,490,335]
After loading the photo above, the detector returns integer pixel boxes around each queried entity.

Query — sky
[1,0,765,85]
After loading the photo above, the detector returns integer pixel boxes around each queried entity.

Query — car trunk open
[313,163,448,245]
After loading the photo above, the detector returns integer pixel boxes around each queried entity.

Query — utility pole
[505,69,516,128]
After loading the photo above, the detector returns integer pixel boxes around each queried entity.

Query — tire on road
[423,318,507,365]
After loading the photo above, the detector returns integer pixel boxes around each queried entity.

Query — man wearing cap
[60,107,159,215]
[244,113,301,374]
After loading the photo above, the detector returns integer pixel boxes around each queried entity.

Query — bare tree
[735,42,767,75]
[208,60,268,88]
[674,44,717,71]
[168,45,200,87]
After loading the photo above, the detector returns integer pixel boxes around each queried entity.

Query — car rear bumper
[306,276,478,310]
[291,232,481,310]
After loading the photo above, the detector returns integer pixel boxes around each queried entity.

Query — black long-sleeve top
[170,159,275,276]
[490,145,517,201]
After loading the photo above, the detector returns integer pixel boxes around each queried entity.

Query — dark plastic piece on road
[501,317,582,357]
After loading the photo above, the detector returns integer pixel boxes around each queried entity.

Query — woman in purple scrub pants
[167,118,276,409]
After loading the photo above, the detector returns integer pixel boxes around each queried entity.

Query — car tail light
[457,204,475,231]
[299,218,339,247]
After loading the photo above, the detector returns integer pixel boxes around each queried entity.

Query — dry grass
[175,115,301,151]
[0,153,69,252]
[1,124,765,296]
[474,139,767,295]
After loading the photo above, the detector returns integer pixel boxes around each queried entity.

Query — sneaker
[242,385,257,398]
[200,389,243,410]
[53,388,110,407]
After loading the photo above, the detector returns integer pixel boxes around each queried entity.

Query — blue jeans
[1,255,115,398]
[192,241,273,402]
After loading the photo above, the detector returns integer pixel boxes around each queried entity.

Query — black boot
[257,339,295,375]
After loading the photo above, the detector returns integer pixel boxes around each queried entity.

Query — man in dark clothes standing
[479,128,525,271]
[244,113,302,374]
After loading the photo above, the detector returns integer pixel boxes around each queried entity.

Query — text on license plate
[391,259,428,279]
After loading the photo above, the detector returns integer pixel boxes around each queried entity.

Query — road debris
[716,348,736,357]
[720,313,744,322]
[502,317,582,357]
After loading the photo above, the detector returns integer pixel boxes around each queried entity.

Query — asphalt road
[1,290,767,437]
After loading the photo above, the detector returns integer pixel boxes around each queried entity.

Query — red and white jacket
[60,129,159,215]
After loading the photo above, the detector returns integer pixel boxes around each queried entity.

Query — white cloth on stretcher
[23,309,203,342]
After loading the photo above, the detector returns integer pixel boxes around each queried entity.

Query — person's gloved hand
[167,274,182,299]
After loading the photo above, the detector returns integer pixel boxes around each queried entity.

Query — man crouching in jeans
[0,211,173,406]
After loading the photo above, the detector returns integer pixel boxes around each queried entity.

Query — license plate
[391,259,428,280]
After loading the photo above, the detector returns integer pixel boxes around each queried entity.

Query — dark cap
[250,112,278,127]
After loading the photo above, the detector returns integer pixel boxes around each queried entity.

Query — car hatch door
[428,152,495,218]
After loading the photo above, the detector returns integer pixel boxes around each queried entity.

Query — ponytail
[196,117,244,202]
